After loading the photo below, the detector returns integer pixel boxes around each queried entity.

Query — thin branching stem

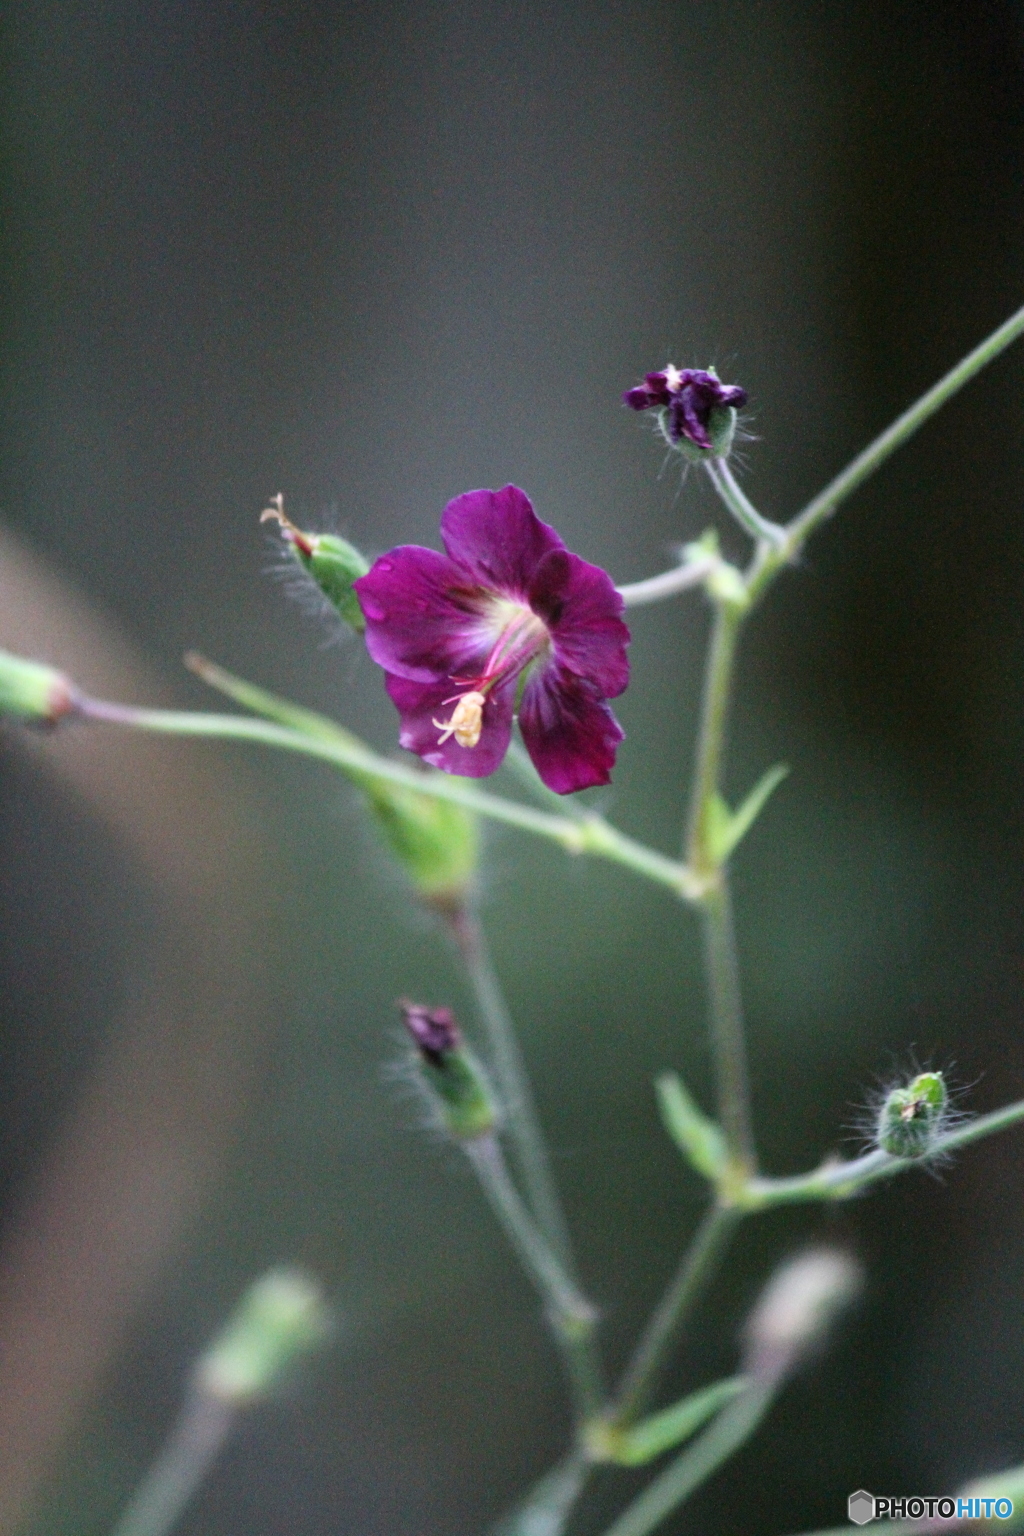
[450,908,575,1271]
[609,1203,741,1429]
[76,697,693,896]
[463,1134,602,1424]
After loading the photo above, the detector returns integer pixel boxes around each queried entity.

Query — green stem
[597,1380,778,1536]
[77,697,691,896]
[705,458,786,547]
[684,601,758,1180]
[450,908,575,1271]
[747,300,1024,605]
[110,1394,233,1536]
[609,1203,741,1428]
[617,554,719,608]
[742,1096,1024,1209]
[463,1134,603,1424]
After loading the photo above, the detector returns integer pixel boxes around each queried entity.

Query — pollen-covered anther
[433,691,486,749]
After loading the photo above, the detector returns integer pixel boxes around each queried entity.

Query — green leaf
[613,1377,746,1466]
[656,1073,726,1181]
[707,763,789,862]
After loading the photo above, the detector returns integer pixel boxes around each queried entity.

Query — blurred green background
[2,3,1024,1533]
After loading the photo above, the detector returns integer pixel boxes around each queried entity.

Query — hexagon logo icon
[848,1490,875,1525]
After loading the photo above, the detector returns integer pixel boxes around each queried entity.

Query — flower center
[432,601,549,750]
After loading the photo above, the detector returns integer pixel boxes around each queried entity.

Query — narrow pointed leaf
[656,1073,726,1181]
[614,1377,747,1466]
[708,763,789,863]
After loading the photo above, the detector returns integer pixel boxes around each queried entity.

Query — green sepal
[705,763,790,864]
[195,1268,331,1405]
[656,1072,727,1181]
[290,531,370,633]
[593,1376,746,1467]
[186,655,479,903]
[0,648,76,723]
[877,1071,948,1158]
[420,1043,498,1140]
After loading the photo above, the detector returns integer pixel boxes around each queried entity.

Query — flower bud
[742,1248,862,1384]
[876,1071,948,1158]
[262,496,370,632]
[623,366,746,461]
[401,1002,497,1140]
[194,1268,332,1407]
[363,777,479,912]
[0,648,79,725]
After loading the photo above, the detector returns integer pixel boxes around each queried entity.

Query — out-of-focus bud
[194,1268,332,1407]
[401,1001,497,1140]
[876,1071,948,1158]
[262,495,370,632]
[623,366,747,461]
[363,777,479,913]
[742,1248,862,1385]
[0,648,79,725]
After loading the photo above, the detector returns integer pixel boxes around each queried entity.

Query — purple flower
[623,365,747,451]
[353,486,630,794]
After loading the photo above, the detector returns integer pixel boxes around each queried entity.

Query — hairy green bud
[401,1002,497,1140]
[262,495,370,632]
[877,1071,948,1158]
[0,648,78,724]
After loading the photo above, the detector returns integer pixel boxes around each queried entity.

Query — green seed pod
[877,1071,948,1158]
[262,496,370,632]
[401,1002,497,1140]
[195,1268,332,1406]
[0,648,78,724]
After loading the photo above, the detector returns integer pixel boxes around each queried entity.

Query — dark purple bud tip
[400,1001,461,1065]
[623,365,747,451]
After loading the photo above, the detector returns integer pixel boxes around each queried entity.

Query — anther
[433,691,486,748]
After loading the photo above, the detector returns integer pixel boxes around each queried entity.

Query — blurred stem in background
[111,1270,331,1536]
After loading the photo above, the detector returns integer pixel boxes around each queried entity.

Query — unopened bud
[194,1267,332,1406]
[876,1071,948,1158]
[363,778,479,910]
[262,495,370,632]
[742,1248,862,1384]
[401,1002,497,1140]
[0,649,79,725]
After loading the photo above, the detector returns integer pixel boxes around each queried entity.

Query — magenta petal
[385,671,516,778]
[440,486,564,597]
[518,664,624,794]
[354,545,493,684]
[527,549,630,698]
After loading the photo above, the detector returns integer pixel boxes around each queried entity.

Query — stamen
[433,691,486,749]
[260,494,314,557]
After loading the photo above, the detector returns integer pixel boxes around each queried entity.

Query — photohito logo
[848,1491,1014,1524]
